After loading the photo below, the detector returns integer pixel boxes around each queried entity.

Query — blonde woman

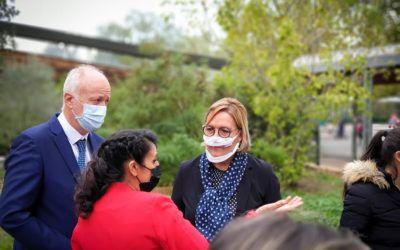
[172,98,301,241]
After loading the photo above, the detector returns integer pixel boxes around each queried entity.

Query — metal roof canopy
[0,21,228,70]
[2,21,399,80]
[377,96,400,104]
[294,45,400,85]
[296,45,400,162]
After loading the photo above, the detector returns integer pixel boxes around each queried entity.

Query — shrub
[0,59,58,154]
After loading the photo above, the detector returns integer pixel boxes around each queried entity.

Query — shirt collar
[58,112,89,145]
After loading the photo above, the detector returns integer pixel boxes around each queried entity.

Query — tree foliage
[213,0,398,185]
[0,59,59,154]
[99,55,214,185]
[0,0,19,49]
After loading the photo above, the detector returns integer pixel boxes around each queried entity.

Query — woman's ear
[127,160,139,177]
[394,151,400,169]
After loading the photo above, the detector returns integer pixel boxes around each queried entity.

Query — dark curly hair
[74,129,157,218]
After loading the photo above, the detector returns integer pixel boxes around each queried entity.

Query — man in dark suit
[0,65,111,250]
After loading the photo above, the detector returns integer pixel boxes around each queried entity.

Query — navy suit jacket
[0,114,103,250]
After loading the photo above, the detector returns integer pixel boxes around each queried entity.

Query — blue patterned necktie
[76,139,86,170]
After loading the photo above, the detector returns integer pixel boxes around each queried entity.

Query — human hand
[255,196,303,215]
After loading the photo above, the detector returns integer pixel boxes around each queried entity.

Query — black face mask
[138,165,161,192]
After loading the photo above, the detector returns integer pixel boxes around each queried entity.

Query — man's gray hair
[63,64,105,95]
[62,65,105,110]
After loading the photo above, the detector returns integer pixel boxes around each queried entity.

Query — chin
[208,150,227,158]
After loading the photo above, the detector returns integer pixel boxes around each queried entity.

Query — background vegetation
[1,1,400,248]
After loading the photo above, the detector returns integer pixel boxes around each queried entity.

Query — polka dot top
[209,164,238,215]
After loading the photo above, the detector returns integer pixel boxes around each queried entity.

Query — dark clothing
[0,114,103,250]
[171,154,281,226]
[340,160,400,250]
[209,165,238,214]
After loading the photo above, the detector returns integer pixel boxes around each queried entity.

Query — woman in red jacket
[72,129,208,250]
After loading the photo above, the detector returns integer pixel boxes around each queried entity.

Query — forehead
[77,72,111,96]
[145,143,157,158]
[207,111,237,128]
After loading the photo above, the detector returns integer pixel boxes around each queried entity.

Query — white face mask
[203,134,238,148]
[205,142,240,163]
[73,103,107,132]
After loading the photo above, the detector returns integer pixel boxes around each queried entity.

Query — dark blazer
[171,154,281,225]
[340,160,400,250]
[0,114,103,250]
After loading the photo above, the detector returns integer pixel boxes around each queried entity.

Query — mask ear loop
[235,129,243,151]
[134,163,148,185]
[70,95,84,119]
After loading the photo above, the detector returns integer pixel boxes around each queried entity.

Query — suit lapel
[49,114,80,183]
[236,159,252,215]
[87,133,102,158]
[193,160,204,208]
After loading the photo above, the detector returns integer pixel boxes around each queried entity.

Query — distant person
[340,128,400,249]
[211,213,368,250]
[172,97,302,241]
[336,118,346,139]
[388,112,400,128]
[0,65,110,250]
[355,116,363,143]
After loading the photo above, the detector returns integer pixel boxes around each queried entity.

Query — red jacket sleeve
[71,222,82,250]
[152,196,208,250]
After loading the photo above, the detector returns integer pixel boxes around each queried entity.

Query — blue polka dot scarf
[195,152,248,241]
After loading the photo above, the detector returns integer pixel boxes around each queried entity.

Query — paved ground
[319,124,362,169]
[319,123,389,169]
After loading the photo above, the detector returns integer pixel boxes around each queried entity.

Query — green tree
[212,0,398,185]
[0,59,59,154]
[94,10,223,185]
[100,55,214,185]
[372,84,400,122]
[0,0,19,49]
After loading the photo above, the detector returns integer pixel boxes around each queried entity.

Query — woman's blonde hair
[204,97,251,152]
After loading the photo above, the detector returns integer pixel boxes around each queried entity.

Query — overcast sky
[10,0,190,60]
[14,0,171,36]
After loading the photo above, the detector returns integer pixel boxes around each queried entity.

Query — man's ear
[64,92,74,109]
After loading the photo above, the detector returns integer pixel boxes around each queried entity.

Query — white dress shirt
[57,113,91,166]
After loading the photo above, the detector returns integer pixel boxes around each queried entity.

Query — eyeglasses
[202,125,240,138]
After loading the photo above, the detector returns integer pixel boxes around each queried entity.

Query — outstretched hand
[255,196,303,215]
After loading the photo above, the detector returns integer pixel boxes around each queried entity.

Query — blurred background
[1,0,399,248]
